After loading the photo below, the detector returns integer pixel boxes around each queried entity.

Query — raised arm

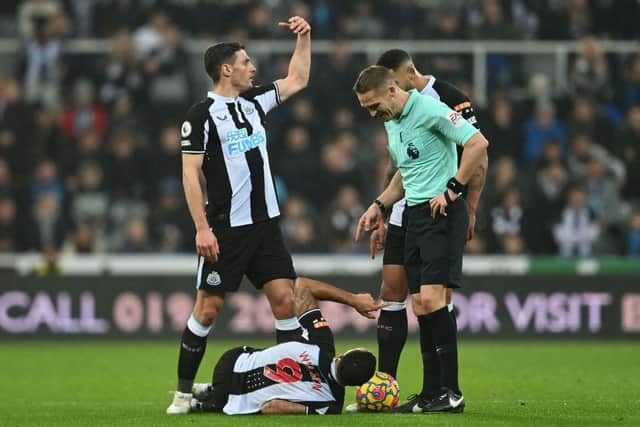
[275,16,311,102]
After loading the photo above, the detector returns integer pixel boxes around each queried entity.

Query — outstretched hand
[351,293,390,319]
[355,203,383,241]
[277,16,311,35]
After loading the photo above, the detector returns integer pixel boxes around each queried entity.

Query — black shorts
[202,345,260,413]
[383,224,406,265]
[196,218,296,293]
[404,198,468,294]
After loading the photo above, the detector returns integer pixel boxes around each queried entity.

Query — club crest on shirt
[206,271,222,286]
[407,143,420,160]
[242,105,255,115]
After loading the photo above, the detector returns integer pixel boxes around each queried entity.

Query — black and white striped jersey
[181,83,282,228]
[389,76,480,227]
[223,340,343,415]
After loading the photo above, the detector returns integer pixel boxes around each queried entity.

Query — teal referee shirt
[384,90,479,205]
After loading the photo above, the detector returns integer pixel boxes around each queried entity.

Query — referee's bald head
[353,65,397,94]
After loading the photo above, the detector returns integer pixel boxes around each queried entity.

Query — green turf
[1,340,639,426]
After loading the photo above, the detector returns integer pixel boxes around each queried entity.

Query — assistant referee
[353,65,489,414]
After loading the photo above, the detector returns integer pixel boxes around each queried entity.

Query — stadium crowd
[1,0,640,258]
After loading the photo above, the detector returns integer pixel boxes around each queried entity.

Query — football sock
[427,306,460,394]
[377,301,408,378]
[177,314,212,393]
[275,317,302,343]
[417,311,441,398]
[448,302,458,332]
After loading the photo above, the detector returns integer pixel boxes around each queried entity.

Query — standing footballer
[167,16,311,414]
[353,66,489,413]
[356,49,486,408]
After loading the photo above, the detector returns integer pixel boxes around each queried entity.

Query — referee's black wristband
[373,198,386,213]
[444,190,453,205]
[446,177,467,197]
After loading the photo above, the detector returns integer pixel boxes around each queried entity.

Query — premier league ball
[355,371,400,412]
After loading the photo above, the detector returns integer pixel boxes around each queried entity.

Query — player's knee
[193,296,224,325]
[380,282,408,302]
[415,287,445,314]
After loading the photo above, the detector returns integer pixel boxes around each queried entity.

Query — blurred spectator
[104,130,147,199]
[70,161,108,229]
[567,132,625,186]
[144,24,192,121]
[524,102,568,164]
[31,158,64,204]
[0,197,18,252]
[483,95,522,161]
[0,76,33,176]
[65,222,98,253]
[340,2,384,39]
[627,210,640,256]
[570,37,610,102]
[133,10,170,59]
[276,125,316,197]
[584,157,625,228]
[489,187,524,253]
[150,180,191,253]
[614,54,640,115]
[29,191,67,251]
[613,106,640,202]
[319,186,364,253]
[468,0,522,39]
[99,30,146,108]
[17,0,63,39]
[281,194,322,253]
[61,78,108,139]
[566,96,613,149]
[150,125,181,196]
[553,185,600,257]
[121,217,153,252]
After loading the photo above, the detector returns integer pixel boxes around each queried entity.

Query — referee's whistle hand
[196,229,219,263]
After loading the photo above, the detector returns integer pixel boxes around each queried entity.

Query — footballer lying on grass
[186,278,385,415]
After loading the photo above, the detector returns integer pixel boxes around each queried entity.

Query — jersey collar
[207,91,237,102]
[398,90,419,120]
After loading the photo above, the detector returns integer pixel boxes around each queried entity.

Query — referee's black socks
[177,314,212,393]
[418,306,460,395]
[377,301,408,379]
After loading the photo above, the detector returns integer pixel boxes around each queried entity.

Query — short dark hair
[353,65,395,94]
[204,42,244,83]
[376,49,412,71]
[336,349,376,386]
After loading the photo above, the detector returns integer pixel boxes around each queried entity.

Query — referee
[353,66,489,413]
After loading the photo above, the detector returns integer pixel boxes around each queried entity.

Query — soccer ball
[355,371,400,412]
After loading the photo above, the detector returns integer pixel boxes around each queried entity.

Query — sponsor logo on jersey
[206,271,222,286]
[226,129,266,156]
[216,115,228,121]
[181,121,192,137]
[406,143,420,160]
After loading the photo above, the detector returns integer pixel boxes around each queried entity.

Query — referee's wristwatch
[373,198,386,214]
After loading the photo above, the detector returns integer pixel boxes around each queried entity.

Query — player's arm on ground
[275,16,311,102]
[261,399,307,414]
[355,170,404,241]
[294,278,386,319]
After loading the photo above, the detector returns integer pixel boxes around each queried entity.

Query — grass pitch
[1,340,639,426]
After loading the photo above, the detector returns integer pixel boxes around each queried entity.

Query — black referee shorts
[383,223,406,266]
[196,218,296,293]
[404,198,468,294]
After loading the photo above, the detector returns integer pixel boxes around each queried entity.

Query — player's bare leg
[377,264,409,378]
[167,290,224,415]
[263,279,301,342]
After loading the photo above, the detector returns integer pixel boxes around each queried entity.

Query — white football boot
[345,402,361,413]
[166,391,192,414]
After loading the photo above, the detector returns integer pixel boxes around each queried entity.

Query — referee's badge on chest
[206,271,222,286]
